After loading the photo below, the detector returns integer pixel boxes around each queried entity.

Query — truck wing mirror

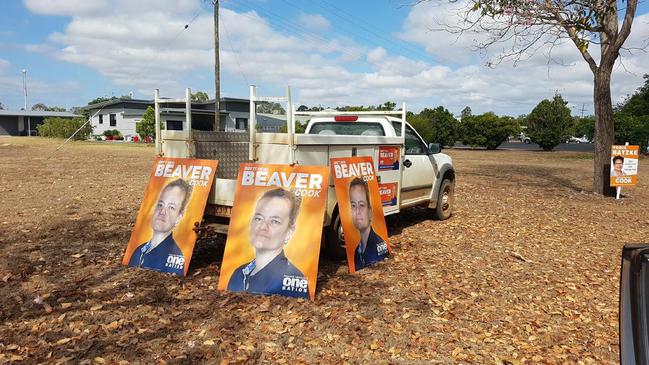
[428,143,442,154]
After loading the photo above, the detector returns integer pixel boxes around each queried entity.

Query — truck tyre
[433,179,454,220]
[324,210,347,260]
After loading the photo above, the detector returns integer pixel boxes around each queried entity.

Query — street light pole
[22,69,27,110]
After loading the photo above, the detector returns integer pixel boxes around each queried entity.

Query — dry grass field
[0,136,647,364]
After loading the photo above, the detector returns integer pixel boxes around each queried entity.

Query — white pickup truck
[155,87,455,257]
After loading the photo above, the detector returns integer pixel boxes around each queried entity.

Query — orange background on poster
[330,156,391,273]
[122,157,219,275]
[379,182,398,207]
[378,146,400,171]
[217,163,329,300]
[610,145,640,187]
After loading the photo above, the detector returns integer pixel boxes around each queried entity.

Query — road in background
[450,142,595,152]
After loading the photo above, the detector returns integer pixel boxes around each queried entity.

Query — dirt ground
[0,136,647,364]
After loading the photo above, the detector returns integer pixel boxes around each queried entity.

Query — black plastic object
[620,244,649,365]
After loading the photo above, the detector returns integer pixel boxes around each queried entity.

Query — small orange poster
[331,156,391,273]
[610,145,640,187]
[379,146,400,171]
[217,163,329,300]
[122,157,218,276]
[379,182,398,207]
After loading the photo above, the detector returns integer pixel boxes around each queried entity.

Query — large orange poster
[217,164,328,300]
[610,145,640,187]
[331,156,391,273]
[122,157,218,276]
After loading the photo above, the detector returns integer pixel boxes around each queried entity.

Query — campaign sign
[610,145,640,187]
[122,157,218,276]
[331,156,391,273]
[378,146,400,171]
[217,164,329,300]
[379,182,398,207]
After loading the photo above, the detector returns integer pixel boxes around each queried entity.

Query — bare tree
[421,0,640,194]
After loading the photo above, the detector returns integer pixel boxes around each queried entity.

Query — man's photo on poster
[227,188,309,298]
[127,178,192,275]
[349,177,389,271]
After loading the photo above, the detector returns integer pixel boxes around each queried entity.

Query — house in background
[83,97,252,138]
[0,110,79,136]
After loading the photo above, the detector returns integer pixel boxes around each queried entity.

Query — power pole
[580,104,586,118]
[213,0,220,131]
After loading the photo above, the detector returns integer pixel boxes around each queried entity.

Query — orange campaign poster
[610,145,640,187]
[379,146,400,171]
[330,156,391,273]
[379,182,398,207]
[217,163,329,301]
[122,157,218,276]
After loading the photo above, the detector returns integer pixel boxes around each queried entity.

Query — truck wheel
[324,211,347,260]
[433,179,454,220]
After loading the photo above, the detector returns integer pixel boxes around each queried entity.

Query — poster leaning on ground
[330,156,391,273]
[610,145,640,187]
[122,157,218,276]
[217,163,329,301]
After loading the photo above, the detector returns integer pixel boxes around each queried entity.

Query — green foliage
[0,101,5,110]
[419,106,460,147]
[102,129,123,140]
[526,94,573,151]
[256,102,286,114]
[279,122,307,134]
[572,116,595,140]
[191,91,210,102]
[617,74,649,116]
[87,96,117,105]
[407,114,433,144]
[136,106,156,140]
[32,103,67,112]
[37,117,91,140]
[460,112,520,150]
[335,101,397,112]
[614,113,649,151]
[461,106,472,119]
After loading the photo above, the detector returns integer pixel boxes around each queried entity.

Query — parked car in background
[510,132,531,144]
[566,135,591,143]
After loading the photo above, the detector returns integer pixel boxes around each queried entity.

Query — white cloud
[297,13,331,31]
[24,0,108,15]
[0,58,81,109]
[367,47,387,63]
[19,0,649,115]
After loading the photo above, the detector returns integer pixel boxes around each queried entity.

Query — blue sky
[1,0,648,116]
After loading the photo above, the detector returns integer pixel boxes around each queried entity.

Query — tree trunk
[592,67,616,196]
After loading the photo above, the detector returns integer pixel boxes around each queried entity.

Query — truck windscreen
[308,122,385,136]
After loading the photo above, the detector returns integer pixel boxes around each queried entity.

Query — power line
[283,0,434,62]
[225,0,366,62]
[220,19,250,86]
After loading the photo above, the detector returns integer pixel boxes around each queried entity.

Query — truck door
[620,243,649,365]
[400,124,435,206]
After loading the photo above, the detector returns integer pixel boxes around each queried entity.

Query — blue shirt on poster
[354,227,389,271]
[227,251,310,299]
[128,234,185,276]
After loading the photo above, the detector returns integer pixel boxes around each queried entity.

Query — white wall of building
[90,106,145,137]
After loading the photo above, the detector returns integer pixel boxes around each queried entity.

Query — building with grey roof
[0,110,79,136]
[82,97,252,138]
